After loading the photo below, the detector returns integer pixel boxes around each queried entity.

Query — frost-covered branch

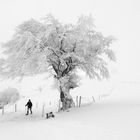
[0,14,116,82]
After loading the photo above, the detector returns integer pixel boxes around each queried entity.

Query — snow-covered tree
[0,88,20,107]
[0,15,116,110]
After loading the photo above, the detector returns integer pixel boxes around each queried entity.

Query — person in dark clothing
[25,99,33,115]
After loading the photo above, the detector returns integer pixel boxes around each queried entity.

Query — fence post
[92,96,95,102]
[42,104,45,117]
[15,104,17,112]
[99,95,101,100]
[49,102,51,105]
[25,106,27,114]
[76,96,78,107]
[2,106,4,115]
[79,96,82,107]
[36,102,38,108]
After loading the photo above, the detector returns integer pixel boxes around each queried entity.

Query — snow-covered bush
[0,87,20,107]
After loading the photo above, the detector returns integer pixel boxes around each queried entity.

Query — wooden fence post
[42,104,45,117]
[92,96,95,102]
[99,95,101,100]
[25,106,27,114]
[15,104,17,112]
[36,102,38,108]
[79,96,82,107]
[76,96,78,107]
[2,106,4,115]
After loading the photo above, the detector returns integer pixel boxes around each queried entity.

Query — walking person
[25,99,33,115]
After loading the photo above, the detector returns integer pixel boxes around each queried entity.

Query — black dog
[46,112,55,119]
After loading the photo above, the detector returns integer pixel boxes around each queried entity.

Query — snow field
[0,82,140,140]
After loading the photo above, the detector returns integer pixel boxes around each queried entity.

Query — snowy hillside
[0,82,140,140]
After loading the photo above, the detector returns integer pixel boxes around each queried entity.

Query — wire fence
[0,95,96,117]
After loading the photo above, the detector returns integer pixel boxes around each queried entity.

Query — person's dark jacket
[25,100,32,108]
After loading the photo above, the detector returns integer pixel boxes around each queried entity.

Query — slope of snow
[0,82,140,140]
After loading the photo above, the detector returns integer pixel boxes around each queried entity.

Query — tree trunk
[59,82,75,111]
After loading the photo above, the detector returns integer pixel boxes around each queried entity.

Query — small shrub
[0,87,20,107]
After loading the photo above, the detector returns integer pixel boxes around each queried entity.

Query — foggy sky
[0,0,140,82]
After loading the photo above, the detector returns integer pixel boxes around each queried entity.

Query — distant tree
[0,87,20,107]
[0,15,116,110]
